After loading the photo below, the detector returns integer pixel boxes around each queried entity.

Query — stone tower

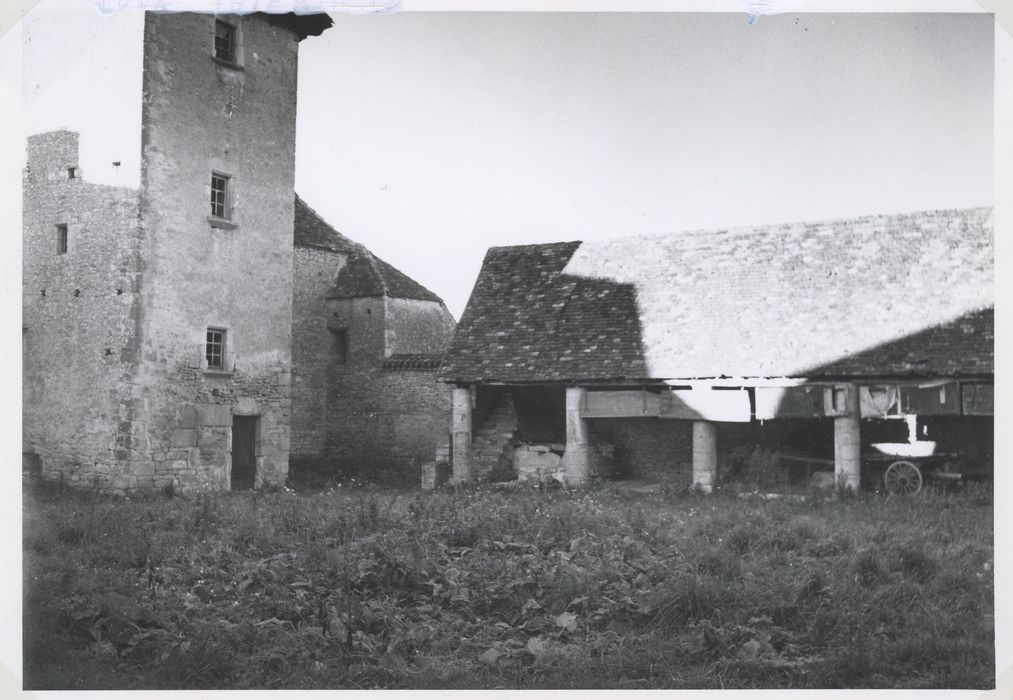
[22,11,331,492]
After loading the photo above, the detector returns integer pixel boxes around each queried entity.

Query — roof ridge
[296,195,446,304]
[482,207,993,252]
[664,205,994,239]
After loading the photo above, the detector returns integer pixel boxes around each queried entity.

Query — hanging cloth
[859,385,899,417]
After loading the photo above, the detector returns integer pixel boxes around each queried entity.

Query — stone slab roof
[294,194,444,304]
[326,249,444,303]
[440,208,993,384]
[294,195,357,253]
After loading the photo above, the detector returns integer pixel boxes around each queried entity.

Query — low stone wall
[589,418,693,480]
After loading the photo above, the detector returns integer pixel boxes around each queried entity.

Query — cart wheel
[884,460,923,495]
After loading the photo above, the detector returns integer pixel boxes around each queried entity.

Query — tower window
[206,328,227,369]
[210,172,231,220]
[67,166,77,179]
[214,20,237,63]
[56,224,68,255]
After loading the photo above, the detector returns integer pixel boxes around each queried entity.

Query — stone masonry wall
[134,12,302,490]
[22,130,145,489]
[385,297,458,355]
[323,367,452,485]
[328,296,454,483]
[292,293,386,474]
[290,280,455,484]
[291,245,349,462]
[589,418,693,480]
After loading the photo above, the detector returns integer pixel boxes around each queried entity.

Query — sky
[19,0,144,188]
[293,12,994,319]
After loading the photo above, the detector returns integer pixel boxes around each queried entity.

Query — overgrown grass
[23,479,994,689]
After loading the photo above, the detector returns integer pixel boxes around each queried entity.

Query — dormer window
[214,20,237,63]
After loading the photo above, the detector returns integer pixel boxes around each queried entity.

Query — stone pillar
[562,387,590,486]
[451,386,472,482]
[692,421,718,493]
[834,384,861,491]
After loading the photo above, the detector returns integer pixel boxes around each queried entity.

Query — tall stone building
[22,11,332,492]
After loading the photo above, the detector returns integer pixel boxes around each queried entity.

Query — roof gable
[294,195,445,304]
[441,208,993,383]
[325,248,445,303]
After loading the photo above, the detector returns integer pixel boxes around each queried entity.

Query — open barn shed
[437,208,993,493]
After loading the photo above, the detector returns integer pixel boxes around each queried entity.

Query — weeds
[22,481,994,690]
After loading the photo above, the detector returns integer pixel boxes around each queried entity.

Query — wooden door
[231,415,258,490]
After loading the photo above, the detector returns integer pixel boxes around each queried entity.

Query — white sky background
[22,0,143,187]
[294,12,993,319]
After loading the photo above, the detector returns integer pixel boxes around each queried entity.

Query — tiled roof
[294,195,357,253]
[326,249,444,303]
[294,194,445,304]
[383,353,445,371]
[440,208,993,384]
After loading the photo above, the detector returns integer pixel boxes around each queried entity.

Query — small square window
[214,20,237,63]
[211,172,231,220]
[56,224,68,255]
[206,327,226,369]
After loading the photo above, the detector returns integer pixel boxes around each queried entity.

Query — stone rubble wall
[22,130,146,490]
[588,417,693,480]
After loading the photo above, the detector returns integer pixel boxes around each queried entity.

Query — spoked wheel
[884,460,923,495]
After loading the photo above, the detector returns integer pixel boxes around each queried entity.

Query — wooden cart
[862,452,959,495]
[778,451,959,495]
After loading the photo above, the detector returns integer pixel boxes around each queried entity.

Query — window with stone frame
[210,172,232,220]
[56,224,68,255]
[206,327,227,369]
[214,20,237,63]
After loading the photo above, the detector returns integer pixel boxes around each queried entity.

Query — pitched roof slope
[326,248,444,303]
[440,208,993,383]
[294,195,357,253]
[294,195,445,304]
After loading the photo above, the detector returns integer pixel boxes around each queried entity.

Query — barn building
[22,10,455,492]
[438,208,994,492]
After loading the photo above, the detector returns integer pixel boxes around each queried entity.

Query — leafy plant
[22,479,994,690]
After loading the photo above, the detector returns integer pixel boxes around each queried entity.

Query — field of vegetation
[23,477,994,689]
